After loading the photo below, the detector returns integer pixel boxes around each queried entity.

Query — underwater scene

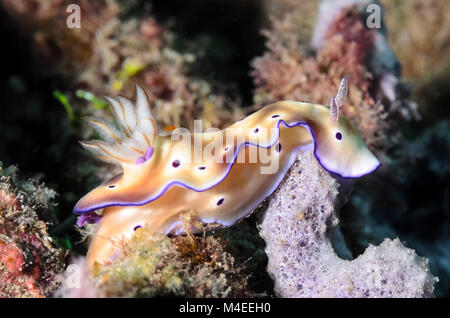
[0,0,448,300]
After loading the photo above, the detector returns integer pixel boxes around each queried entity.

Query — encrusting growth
[260,150,437,297]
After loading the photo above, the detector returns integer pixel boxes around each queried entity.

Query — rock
[259,150,437,297]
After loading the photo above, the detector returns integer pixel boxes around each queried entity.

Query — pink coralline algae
[259,151,438,297]
[0,165,64,297]
[0,234,53,298]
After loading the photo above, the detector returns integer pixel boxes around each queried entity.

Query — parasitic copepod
[74,78,380,267]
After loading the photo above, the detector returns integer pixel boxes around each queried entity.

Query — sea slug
[74,78,380,267]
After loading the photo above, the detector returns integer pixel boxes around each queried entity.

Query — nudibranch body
[74,79,380,267]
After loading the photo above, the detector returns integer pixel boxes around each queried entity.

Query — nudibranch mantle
[74,79,380,266]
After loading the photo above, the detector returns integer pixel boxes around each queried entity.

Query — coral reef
[75,8,242,131]
[0,0,242,132]
[58,227,258,298]
[259,150,437,297]
[380,0,450,82]
[0,163,64,297]
[0,0,447,298]
[252,0,419,151]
